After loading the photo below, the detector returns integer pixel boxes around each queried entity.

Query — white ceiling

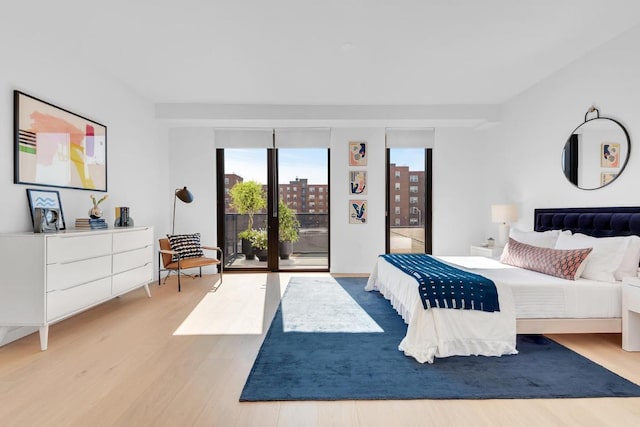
[6,1,640,106]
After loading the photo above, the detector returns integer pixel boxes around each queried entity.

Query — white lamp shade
[491,204,518,224]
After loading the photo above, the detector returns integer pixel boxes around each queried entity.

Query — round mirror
[562,114,630,190]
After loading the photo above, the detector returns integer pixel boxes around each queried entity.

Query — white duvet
[366,256,518,364]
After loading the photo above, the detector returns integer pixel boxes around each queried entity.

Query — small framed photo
[349,141,367,166]
[349,199,367,224]
[349,170,367,195]
[26,188,66,230]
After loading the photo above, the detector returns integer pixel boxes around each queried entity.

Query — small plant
[278,199,300,243]
[249,228,268,250]
[90,194,108,208]
[229,181,267,232]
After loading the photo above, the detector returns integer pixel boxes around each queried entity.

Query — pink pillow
[500,238,592,280]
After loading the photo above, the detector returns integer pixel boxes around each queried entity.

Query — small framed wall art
[601,172,617,186]
[14,90,107,191]
[349,141,367,166]
[349,170,367,195]
[349,199,367,224]
[601,143,620,168]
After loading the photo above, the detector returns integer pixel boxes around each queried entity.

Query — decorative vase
[89,207,103,219]
[279,241,293,260]
[256,249,268,262]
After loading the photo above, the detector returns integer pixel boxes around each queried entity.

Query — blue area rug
[240,277,640,401]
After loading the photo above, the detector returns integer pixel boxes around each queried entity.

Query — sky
[224,147,424,185]
[225,148,329,185]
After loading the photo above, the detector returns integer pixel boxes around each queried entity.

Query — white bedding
[439,256,622,319]
[366,256,517,364]
[365,255,622,364]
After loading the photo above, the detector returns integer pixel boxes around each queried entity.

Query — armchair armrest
[159,249,177,255]
[201,245,223,263]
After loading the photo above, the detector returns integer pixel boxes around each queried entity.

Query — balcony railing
[224,213,329,267]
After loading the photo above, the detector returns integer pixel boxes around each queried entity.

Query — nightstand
[622,277,640,351]
[469,245,503,259]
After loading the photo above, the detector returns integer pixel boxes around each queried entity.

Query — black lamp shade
[175,187,194,203]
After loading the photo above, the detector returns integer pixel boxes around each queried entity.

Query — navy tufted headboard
[534,207,640,238]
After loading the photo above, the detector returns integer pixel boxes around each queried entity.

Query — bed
[366,206,640,363]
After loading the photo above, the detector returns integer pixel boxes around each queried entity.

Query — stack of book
[75,218,108,230]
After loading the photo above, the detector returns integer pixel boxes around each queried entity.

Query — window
[319,187,324,193]
[319,195,323,200]
[387,146,432,254]
[309,194,315,200]
[224,177,229,185]
[293,187,297,192]
[310,187,315,192]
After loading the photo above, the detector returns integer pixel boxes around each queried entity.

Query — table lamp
[491,204,518,247]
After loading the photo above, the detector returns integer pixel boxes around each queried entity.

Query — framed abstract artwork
[349,199,367,224]
[14,90,107,191]
[26,188,66,230]
[349,170,367,195]
[349,141,367,166]
[601,143,620,168]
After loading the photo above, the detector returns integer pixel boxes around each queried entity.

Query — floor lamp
[172,186,194,234]
[491,204,518,247]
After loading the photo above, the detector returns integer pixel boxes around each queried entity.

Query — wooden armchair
[158,238,223,292]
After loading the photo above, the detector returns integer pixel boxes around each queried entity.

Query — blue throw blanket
[381,254,500,313]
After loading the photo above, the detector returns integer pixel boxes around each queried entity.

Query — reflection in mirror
[562,116,630,190]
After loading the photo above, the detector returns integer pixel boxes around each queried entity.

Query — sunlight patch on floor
[173,274,268,336]
[282,276,384,333]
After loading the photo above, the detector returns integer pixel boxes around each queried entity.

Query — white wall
[486,25,640,232]
[0,27,169,346]
[167,125,489,273]
[330,128,386,273]
[167,128,219,274]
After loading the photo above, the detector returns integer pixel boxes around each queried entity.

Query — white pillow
[509,228,570,249]
[614,235,640,281]
[554,233,629,282]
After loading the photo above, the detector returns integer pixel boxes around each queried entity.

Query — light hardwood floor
[1,273,640,427]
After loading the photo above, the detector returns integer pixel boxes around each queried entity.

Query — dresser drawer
[113,228,153,253]
[46,277,112,321]
[46,255,112,292]
[47,233,112,264]
[113,246,152,274]
[112,264,152,295]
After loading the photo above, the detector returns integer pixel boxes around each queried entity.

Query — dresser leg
[143,283,151,298]
[39,325,49,351]
[0,326,9,345]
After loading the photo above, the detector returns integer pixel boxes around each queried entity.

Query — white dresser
[0,227,153,350]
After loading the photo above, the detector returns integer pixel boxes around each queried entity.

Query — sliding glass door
[277,148,329,270]
[219,148,269,270]
[217,144,330,271]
